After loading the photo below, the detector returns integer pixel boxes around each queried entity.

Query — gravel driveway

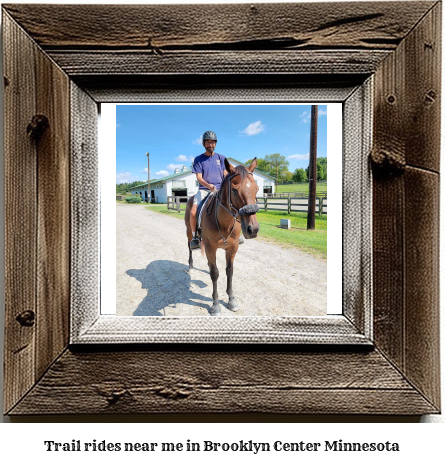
[116,203,326,317]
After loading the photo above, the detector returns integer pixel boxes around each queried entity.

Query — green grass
[276,183,327,195]
[144,204,183,217]
[255,210,326,259]
[143,204,327,259]
[116,199,138,204]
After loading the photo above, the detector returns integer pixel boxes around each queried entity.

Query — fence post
[264,197,268,212]
[320,197,326,216]
[318,196,324,216]
[288,196,291,214]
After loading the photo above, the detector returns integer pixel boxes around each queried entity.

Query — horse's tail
[200,240,206,258]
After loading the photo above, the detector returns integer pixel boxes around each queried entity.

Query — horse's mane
[220,165,249,192]
[207,163,255,216]
[213,165,250,209]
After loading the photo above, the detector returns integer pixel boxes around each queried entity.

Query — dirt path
[116,203,326,317]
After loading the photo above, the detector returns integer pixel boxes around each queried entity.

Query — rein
[209,172,259,245]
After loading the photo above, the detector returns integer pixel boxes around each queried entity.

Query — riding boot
[190,232,201,250]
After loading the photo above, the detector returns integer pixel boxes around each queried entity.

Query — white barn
[129,157,275,203]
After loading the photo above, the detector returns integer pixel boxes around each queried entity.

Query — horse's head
[224,158,260,239]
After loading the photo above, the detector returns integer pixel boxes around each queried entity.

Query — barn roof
[130,157,275,190]
[227,157,276,181]
[131,169,192,189]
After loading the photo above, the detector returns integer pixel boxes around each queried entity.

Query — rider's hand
[210,184,217,193]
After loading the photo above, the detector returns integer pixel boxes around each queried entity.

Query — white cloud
[300,108,327,123]
[166,163,185,171]
[288,153,309,160]
[176,155,188,162]
[116,172,139,183]
[192,136,203,144]
[300,111,310,124]
[139,167,150,174]
[156,170,169,177]
[240,121,265,136]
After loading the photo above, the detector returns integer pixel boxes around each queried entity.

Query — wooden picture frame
[3,2,440,415]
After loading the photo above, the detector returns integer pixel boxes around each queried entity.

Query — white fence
[166,195,328,215]
[167,195,189,212]
[257,197,327,216]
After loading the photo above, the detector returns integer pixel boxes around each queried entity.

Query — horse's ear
[224,157,236,174]
[247,157,258,172]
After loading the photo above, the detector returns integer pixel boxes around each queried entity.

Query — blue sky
[116,104,328,184]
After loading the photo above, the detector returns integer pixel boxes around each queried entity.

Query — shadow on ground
[126,260,214,316]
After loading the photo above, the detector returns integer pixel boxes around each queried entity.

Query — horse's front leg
[206,245,221,316]
[226,246,240,312]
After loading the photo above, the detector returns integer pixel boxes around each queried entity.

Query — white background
[0,0,444,462]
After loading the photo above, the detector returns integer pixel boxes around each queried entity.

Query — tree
[293,168,307,183]
[279,169,293,184]
[317,161,324,181]
[318,157,327,181]
[245,157,271,174]
[116,180,145,194]
[264,153,289,185]
[305,157,327,182]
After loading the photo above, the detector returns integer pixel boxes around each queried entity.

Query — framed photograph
[109,102,341,322]
[3,2,440,415]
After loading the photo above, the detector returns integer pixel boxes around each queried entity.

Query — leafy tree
[318,157,327,181]
[293,168,307,183]
[279,169,293,184]
[305,157,327,182]
[264,153,289,185]
[116,180,145,194]
[245,157,271,174]
[317,162,324,181]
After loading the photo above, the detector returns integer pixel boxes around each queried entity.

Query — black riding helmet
[202,130,217,142]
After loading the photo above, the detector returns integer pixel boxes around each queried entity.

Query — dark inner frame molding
[2,2,440,416]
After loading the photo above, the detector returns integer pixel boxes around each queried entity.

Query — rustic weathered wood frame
[3,2,441,415]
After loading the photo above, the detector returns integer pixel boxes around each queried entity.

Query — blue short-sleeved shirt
[192,153,226,190]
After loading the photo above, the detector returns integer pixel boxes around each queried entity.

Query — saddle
[195,192,215,236]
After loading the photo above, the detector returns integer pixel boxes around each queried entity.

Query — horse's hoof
[228,297,240,312]
[210,303,221,316]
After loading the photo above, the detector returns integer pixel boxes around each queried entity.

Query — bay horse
[184,158,260,315]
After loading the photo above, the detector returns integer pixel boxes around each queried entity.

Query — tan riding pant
[193,189,211,206]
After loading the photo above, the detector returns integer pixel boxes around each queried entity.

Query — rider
[189,130,225,250]
[189,130,244,250]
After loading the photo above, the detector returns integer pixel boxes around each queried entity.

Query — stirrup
[190,237,201,250]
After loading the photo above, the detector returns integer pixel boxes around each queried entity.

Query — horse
[184,158,260,315]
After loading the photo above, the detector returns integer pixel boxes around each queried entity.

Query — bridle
[208,172,259,245]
